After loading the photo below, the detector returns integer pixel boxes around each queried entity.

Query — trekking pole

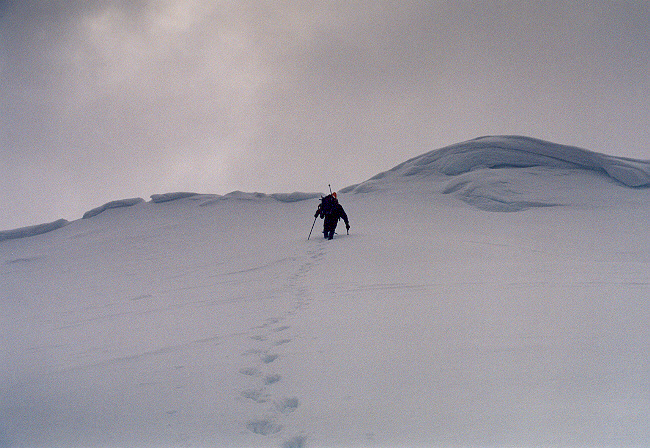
[328,184,332,194]
[307,215,317,240]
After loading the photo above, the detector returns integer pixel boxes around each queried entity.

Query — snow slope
[1,137,649,447]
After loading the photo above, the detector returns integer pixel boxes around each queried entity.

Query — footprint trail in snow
[236,243,324,446]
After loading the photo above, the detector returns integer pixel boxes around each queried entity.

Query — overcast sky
[1,0,649,229]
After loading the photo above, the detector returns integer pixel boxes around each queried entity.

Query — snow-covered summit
[368,135,650,185]
[343,136,650,211]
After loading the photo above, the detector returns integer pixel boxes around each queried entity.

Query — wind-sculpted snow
[150,192,199,203]
[82,197,145,219]
[344,136,650,211]
[270,192,323,203]
[389,136,650,185]
[1,192,323,241]
[196,191,322,207]
[3,135,647,238]
[0,218,69,242]
[220,191,322,202]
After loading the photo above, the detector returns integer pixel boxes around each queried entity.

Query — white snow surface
[343,136,650,211]
[365,135,650,186]
[1,137,650,447]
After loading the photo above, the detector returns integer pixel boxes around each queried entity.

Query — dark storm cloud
[1,1,649,229]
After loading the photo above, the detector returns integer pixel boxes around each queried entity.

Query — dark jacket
[315,200,349,228]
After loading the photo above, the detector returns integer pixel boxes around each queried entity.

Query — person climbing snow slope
[314,192,350,240]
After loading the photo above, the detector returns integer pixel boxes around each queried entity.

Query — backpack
[320,194,336,215]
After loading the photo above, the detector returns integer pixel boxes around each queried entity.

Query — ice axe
[309,185,333,240]
[307,214,317,240]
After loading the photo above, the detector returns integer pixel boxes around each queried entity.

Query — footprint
[239,367,260,377]
[243,348,264,356]
[264,374,281,385]
[246,418,282,435]
[262,354,279,364]
[261,318,280,328]
[274,325,290,332]
[275,397,300,414]
[283,436,308,448]
[274,339,291,346]
[241,389,270,403]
